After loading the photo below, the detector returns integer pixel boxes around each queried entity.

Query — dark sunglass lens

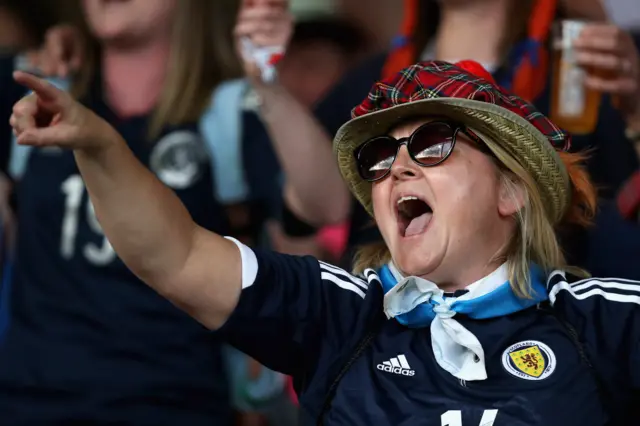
[356,137,398,181]
[410,122,455,166]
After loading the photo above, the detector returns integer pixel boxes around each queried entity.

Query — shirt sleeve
[547,270,640,391]
[217,237,370,377]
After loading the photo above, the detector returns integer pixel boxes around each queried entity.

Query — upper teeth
[397,196,418,205]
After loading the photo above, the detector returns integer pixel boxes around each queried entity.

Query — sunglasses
[354,121,486,182]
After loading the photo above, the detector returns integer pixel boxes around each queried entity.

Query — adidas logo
[377,354,415,376]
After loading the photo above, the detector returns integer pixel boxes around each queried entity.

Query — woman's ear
[498,173,527,217]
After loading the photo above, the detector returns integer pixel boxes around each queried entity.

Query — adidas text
[377,354,415,376]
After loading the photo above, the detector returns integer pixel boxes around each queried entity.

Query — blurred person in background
[277,16,370,109]
[42,14,370,420]
[335,0,404,50]
[264,16,370,261]
[0,2,370,425]
[245,0,640,273]
[30,4,371,263]
[579,0,640,280]
[0,0,251,424]
[262,16,371,403]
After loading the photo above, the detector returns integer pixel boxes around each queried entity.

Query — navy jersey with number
[0,56,234,425]
[219,241,640,425]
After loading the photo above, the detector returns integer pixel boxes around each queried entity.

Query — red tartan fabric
[352,60,571,152]
[456,60,497,85]
[617,171,640,219]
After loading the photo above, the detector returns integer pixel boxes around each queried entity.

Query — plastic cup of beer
[550,20,601,135]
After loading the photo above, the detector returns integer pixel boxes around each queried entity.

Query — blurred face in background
[278,41,351,107]
[82,0,177,46]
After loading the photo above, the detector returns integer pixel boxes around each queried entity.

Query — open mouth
[396,196,433,238]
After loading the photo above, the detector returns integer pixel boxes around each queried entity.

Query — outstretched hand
[10,71,117,152]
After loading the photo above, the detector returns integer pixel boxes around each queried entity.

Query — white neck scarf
[380,263,548,381]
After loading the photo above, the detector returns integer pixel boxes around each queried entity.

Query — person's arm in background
[274,53,389,241]
[234,0,351,226]
[253,85,350,226]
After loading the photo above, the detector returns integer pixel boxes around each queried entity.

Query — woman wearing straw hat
[9,60,638,425]
[250,0,640,273]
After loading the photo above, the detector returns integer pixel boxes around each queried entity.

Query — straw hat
[333,60,572,224]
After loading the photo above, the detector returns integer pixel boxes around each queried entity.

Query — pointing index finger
[12,71,64,104]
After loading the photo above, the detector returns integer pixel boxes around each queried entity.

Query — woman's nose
[390,145,420,180]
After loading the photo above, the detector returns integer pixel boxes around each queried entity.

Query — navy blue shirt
[0,55,268,424]
[220,244,640,425]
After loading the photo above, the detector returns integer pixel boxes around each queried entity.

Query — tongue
[405,213,432,237]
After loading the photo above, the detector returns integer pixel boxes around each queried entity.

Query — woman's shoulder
[547,269,640,295]
[546,269,640,414]
[547,269,640,342]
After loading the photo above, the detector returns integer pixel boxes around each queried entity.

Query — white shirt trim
[225,237,258,289]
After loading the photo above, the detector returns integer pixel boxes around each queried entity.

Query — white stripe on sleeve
[320,271,367,299]
[224,237,258,289]
[549,277,640,306]
[319,261,368,290]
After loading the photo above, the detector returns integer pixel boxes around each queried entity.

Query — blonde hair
[71,0,243,139]
[353,134,597,298]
